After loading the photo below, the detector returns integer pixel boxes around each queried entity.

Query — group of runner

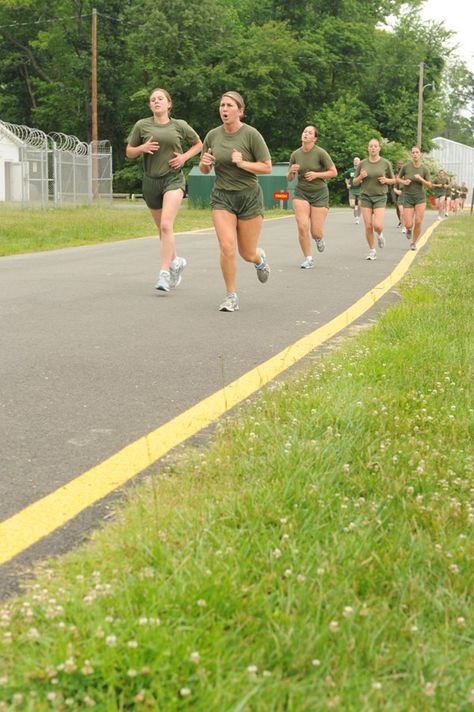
[126,87,468,312]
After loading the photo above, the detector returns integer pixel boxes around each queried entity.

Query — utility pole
[91,8,98,198]
[417,61,424,148]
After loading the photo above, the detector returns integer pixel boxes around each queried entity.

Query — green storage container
[187,162,294,210]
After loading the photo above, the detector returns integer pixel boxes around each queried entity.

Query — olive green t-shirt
[398,162,431,200]
[432,175,449,198]
[289,145,335,193]
[201,124,270,191]
[355,157,394,196]
[345,166,361,195]
[127,118,200,177]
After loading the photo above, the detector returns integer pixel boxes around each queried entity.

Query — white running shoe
[377,232,385,248]
[255,249,270,283]
[366,249,377,261]
[219,293,239,312]
[355,217,360,224]
[315,238,326,253]
[155,270,171,291]
[169,256,187,289]
[300,256,314,269]
[401,227,407,235]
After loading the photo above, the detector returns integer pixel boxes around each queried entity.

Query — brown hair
[149,87,172,109]
[222,91,245,112]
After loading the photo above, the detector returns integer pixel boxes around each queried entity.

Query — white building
[0,121,49,203]
[0,119,112,207]
[429,137,474,200]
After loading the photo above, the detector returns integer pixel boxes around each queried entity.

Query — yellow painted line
[0,220,440,565]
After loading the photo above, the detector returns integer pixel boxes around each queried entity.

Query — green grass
[0,216,473,710]
[0,204,291,257]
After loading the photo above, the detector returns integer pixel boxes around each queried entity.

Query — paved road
[0,209,438,587]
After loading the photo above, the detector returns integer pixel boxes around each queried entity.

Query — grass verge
[0,204,290,257]
[0,216,473,710]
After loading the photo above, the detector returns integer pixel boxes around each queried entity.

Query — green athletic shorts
[142,171,186,210]
[402,194,426,208]
[294,184,329,208]
[360,194,387,209]
[211,184,264,219]
[348,189,361,201]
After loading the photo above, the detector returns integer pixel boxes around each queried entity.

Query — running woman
[397,146,431,250]
[353,138,395,260]
[344,157,361,224]
[431,169,450,218]
[199,91,272,312]
[287,125,337,269]
[126,88,202,292]
[393,159,405,230]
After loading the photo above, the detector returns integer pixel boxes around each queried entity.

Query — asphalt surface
[0,208,438,593]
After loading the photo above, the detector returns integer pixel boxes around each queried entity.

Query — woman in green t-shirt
[287,125,337,269]
[431,169,450,218]
[126,87,202,292]
[353,138,396,261]
[199,91,272,313]
[397,146,432,251]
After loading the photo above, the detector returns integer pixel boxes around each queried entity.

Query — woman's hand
[169,152,185,170]
[200,149,215,167]
[142,138,159,154]
[231,149,243,166]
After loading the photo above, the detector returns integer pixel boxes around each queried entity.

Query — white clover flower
[247,665,258,676]
[372,681,382,690]
[105,635,117,646]
[456,617,465,628]
[329,621,339,633]
[311,659,321,667]
[180,688,191,697]
[81,661,94,675]
[343,464,350,473]
[272,548,282,559]
[424,682,435,696]
[297,574,306,583]
[197,599,207,608]
[284,569,292,578]
[343,606,354,617]
[127,669,137,677]
[190,651,200,664]
[127,640,138,648]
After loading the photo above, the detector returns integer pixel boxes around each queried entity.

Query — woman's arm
[232,151,272,175]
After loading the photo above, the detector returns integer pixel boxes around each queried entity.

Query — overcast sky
[420,0,474,72]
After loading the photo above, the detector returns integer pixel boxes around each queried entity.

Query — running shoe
[255,249,270,283]
[410,242,416,251]
[169,256,187,289]
[315,238,326,252]
[401,227,407,235]
[155,270,171,292]
[366,249,377,261]
[219,293,239,312]
[377,232,385,248]
[355,217,360,224]
[406,228,412,240]
[300,256,314,269]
